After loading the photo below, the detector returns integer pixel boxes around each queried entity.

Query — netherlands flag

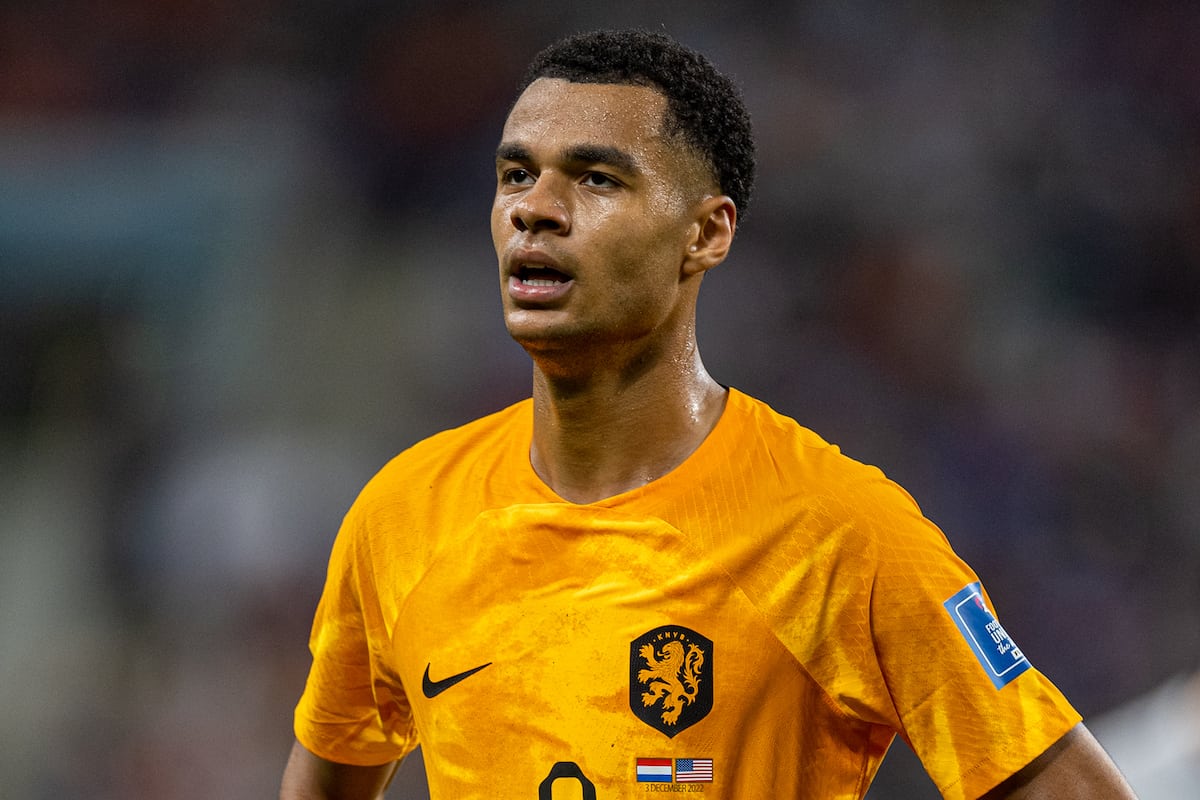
[675,757,713,782]
[636,758,672,782]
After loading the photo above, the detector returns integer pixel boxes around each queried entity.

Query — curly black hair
[517,29,756,220]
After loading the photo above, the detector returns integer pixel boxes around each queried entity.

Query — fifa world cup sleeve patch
[943,582,1032,689]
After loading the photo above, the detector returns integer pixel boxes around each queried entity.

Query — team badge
[629,625,713,737]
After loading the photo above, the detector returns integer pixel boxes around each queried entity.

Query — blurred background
[1,1,1197,797]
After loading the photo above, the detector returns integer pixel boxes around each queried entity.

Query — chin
[505,317,599,355]
[506,325,573,350]
[505,309,571,340]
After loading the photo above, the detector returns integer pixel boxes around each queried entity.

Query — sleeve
[293,503,419,767]
[863,476,1081,800]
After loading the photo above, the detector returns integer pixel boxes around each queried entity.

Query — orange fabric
[294,389,1080,798]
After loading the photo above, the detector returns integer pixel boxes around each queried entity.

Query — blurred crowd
[1,2,1197,797]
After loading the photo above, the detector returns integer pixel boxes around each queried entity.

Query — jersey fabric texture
[294,388,1080,799]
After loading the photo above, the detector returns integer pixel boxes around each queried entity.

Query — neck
[527,337,727,504]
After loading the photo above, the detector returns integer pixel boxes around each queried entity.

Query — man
[280,29,1136,799]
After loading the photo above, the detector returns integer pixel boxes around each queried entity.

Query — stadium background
[1,1,1197,797]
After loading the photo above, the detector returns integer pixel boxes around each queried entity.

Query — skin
[281,77,1138,799]
[491,78,733,503]
[279,744,396,800]
[980,724,1136,799]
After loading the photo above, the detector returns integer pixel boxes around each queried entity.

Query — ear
[682,195,737,277]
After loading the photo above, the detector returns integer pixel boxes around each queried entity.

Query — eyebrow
[495,142,641,176]
[495,142,531,164]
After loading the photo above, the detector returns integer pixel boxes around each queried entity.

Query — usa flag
[675,758,713,782]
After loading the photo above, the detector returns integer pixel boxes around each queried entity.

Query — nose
[510,175,570,234]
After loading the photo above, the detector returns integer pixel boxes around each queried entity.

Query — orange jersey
[294,389,1080,799]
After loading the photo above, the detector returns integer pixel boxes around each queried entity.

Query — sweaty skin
[492,78,734,504]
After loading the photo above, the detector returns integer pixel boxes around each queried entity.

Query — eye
[501,168,534,186]
[581,171,618,188]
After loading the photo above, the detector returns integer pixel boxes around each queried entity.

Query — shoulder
[729,390,910,504]
[380,399,527,474]
[728,389,948,554]
[351,398,532,515]
[728,389,871,474]
[329,398,533,575]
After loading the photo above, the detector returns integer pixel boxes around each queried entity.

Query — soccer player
[280,29,1136,799]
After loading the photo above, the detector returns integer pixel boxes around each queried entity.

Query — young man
[280,30,1136,799]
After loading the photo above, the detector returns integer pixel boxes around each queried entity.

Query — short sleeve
[293,507,418,766]
[866,480,1081,799]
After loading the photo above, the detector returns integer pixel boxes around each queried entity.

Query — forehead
[501,78,670,156]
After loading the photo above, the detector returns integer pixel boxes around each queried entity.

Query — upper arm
[981,723,1137,799]
[295,505,419,767]
[280,739,399,800]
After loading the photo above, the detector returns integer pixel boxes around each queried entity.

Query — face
[492,78,712,355]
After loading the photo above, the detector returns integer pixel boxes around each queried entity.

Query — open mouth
[517,265,571,286]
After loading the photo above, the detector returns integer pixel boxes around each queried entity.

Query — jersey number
[538,761,597,799]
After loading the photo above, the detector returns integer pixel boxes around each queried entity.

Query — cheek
[604,232,685,314]
[490,201,511,250]
[607,219,688,281]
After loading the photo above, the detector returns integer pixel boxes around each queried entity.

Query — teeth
[518,264,564,286]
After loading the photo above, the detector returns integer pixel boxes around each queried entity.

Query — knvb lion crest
[629,625,713,737]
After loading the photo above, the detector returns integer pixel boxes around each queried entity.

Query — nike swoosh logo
[422,661,492,699]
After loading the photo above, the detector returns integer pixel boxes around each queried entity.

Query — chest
[380,504,875,798]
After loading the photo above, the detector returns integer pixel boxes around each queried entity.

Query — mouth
[507,259,574,304]
[515,264,571,286]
